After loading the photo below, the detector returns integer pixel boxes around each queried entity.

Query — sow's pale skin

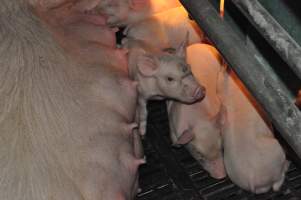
[123,38,205,136]
[1,0,143,199]
[35,0,128,71]
[168,44,226,179]
[195,43,289,193]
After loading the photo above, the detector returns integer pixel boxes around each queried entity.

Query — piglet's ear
[129,0,149,10]
[137,55,159,77]
[176,32,189,58]
[174,130,194,145]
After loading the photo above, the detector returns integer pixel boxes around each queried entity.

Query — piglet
[99,0,182,26]
[168,44,226,179]
[124,6,204,49]
[168,101,226,179]
[220,75,289,193]
[183,43,288,192]
[212,49,289,193]
[123,38,205,136]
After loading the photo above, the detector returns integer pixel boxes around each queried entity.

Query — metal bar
[231,0,301,80]
[180,0,301,158]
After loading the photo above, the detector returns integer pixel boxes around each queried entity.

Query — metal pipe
[180,0,301,158]
[231,0,301,80]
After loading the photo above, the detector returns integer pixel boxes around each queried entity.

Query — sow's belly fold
[0,19,139,200]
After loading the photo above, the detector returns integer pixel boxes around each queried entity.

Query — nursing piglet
[124,6,204,49]
[168,44,225,179]
[124,38,205,136]
[99,0,181,26]
[217,54,289,194]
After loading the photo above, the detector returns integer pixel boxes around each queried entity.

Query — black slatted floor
[135,100,301,200]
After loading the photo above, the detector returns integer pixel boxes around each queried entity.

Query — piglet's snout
[181,74,205,103]
[193,85,206,100]
[184,83,205,101]
[203,158,226,179]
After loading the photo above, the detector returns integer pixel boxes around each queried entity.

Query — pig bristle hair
[1,0,27,13]
[0,3,87,200]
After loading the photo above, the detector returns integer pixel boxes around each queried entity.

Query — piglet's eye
[167,77,174,82]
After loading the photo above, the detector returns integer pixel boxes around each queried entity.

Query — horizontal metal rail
[180,0,301,158]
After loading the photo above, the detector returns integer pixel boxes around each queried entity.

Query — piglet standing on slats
[123,37,206,137]
[168,44,226,179]
[184,43,289,193]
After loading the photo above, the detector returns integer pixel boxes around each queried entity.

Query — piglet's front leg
[137,97,148,136]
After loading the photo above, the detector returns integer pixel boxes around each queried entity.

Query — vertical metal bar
[180,0,301,158]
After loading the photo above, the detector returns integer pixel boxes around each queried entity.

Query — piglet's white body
[168,44,225,179]
[124,6,204,49]
[124,39,205,136]
[219,67,289,194]
[168,100,226,179]
[100,0,181,26]
[191,43,291,194]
